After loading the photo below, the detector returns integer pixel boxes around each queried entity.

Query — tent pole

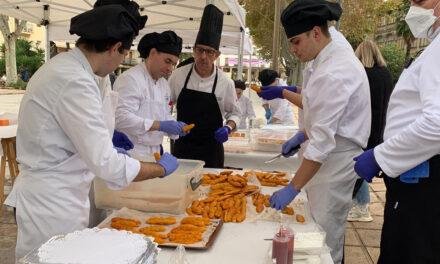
[236,27,244,80]
[43,5,50,62]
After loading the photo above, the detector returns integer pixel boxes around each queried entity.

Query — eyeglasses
[194,46,218,57]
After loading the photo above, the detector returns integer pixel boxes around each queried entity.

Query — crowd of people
[3,0,440,263]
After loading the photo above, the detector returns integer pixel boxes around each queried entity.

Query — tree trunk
[4,37,18,84]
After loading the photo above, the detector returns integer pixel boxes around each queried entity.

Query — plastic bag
[168,245,190,264]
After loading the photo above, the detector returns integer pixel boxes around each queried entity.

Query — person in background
[114,30,187,160]
[348,40,393,222]
[354,0,440,262]
[234,80,256,129]
[4,2,179,259]
[168,4,241,168]
[258,69,294,125]
[267,1,371,263]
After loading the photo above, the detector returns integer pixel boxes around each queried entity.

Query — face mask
[405,1,440,39]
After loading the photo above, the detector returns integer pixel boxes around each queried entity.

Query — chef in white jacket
[234,80,256,129]
[267,1,371,263]
[4,4,179,259]
[114,31,187,159]
[354,0,440,262]
[258,69,294,125]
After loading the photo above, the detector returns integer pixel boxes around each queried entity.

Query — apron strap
[182,65,193,91]
[211,68,218,94]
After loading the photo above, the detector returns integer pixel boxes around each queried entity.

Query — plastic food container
[251,126,297,152]
[94,159,204,215]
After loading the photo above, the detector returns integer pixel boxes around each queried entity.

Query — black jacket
[365,65,394,149]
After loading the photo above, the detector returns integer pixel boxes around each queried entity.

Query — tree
[0,15,27,84]
[380,43,406,83]
[394,1,414,61]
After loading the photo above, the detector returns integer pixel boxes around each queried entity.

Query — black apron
[378,155,440,264]
[172,65,224,168]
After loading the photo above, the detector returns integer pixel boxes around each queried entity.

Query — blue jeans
[354,180,370,205]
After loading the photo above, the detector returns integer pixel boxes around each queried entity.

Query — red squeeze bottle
[272,226,294,264]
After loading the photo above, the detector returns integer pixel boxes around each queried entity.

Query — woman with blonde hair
[348,40,393,222]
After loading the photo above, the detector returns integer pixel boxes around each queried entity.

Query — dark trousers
[378,155,440,264]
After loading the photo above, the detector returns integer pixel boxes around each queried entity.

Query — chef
[354,0,440,262]
[258,69,295,125]
[114,30,187,159]
[4,3,179,259]
[267,1,371,263]
[168,4,241,168]
[234,80,256,129]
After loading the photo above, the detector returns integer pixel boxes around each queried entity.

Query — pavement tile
[0,248,15,264]
[345,228,361,246]
[369,203,384,216]
[0,236,16,249]
[370,183,387,192]
[0,207,16,225]
[344,246,370,264]
[376,191,386,203]
[0,224,17,237]
[369,192,380,203]
[367,247,380,264]
[357,229,381,247]
[352,216,383,230]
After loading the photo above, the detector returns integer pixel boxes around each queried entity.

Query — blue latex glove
[157,152,179,177]
[399,161,429,184]
[282,131,306,157]
[353,149,381,183]
[270,184,300,210]
[112,130,134,150]
[215,126,231,143]
[259,86,297,100]
[114,147,130,156]
[159,120,187,136]
[265,108,272,121]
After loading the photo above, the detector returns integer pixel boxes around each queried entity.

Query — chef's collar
[311,40,335,70]
[72,47,95,79]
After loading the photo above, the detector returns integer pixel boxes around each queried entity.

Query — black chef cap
[195,4,224,51]
[281,0,342,39]
[137,31,182,58]
[258,69,279,86]
[94,0,148,33]
[234,80,246,90]
[70,5,138,49]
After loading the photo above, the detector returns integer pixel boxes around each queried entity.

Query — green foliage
[8,79,27,90]
[380,43,406,83]
[394,0,413,60]
[0,39,44,80]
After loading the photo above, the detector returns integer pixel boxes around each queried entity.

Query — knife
[264,145,301,164]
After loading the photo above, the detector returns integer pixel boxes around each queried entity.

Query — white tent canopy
[0,0,252,56]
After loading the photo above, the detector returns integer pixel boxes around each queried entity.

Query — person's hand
[157,152,179,177]
[270,184,300,210]
[215,126,231,143]
[114,147,130,156]
[282,131,305,157]
[112,130,134,150]
[265,108,272,121]
[259,86,297,100]
[159,120,187,136]
[354,149,381,183]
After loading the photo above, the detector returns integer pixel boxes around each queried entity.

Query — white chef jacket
[168,63,241,126]
[263,78,295,125]
[5,48,140,258]
[375,34,440,177]
[114,63,176,158]
[301,41,371,163]
[237,95,256,129]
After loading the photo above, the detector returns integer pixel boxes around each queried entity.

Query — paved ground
[0,92,384,263]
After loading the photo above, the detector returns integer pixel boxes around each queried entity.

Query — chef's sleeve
[54,77,140,189]
[375,58,440,177]
[303,74,351,163]
[114,74,155,133]
[223,79,241,127]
